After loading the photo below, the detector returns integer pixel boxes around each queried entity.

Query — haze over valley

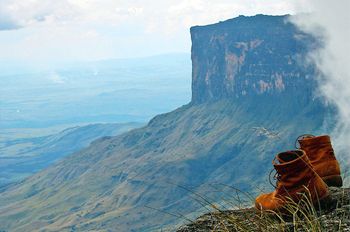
[0,53,191,131]
[0,53,191,189]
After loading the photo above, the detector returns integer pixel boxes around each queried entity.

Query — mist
[290,0,350,177]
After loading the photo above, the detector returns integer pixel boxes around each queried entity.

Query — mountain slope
[0,122,142,188]
[0,15,337,231]
[0,99,331,231]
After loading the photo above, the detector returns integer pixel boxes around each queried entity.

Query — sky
[0,0,303,65]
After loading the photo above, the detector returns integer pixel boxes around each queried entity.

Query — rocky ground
[177,187,350,232]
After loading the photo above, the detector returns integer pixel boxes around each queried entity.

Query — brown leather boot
[298,135,343,187]
[255,150,329,212]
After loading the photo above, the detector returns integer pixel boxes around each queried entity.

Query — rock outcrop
[177,187,350,231]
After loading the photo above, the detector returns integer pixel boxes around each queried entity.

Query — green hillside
[0,122,142,188]
[0,99,332,231]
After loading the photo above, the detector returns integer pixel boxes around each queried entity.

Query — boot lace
[295,134,315,149]
[268,169,281,189]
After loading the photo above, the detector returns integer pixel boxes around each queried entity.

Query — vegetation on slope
[0,98,333,231]
[0,122,142,188]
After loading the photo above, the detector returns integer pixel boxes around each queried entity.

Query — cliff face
[191,15,317,105]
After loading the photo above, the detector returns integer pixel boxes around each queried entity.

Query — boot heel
[315,195,336,211]
[323,175,343,187]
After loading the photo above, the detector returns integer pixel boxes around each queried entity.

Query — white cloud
[290,0,350,168]
[48,72,65,84]
[0,0,297,62]
[0,0,22,30]
[0,0,145,28]
[1,0,295,32]
[149,0,297,35]
[0,15,20,30]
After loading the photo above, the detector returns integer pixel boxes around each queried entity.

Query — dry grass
[175,179,350,232]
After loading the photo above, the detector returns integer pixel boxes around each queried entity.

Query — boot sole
[322,175,343,187]
[314,194,336,211]
[256,193,333,217]
[279,194,335,221]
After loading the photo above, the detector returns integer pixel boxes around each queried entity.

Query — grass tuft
[175,182,349,232]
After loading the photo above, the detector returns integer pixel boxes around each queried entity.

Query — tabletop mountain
[0,15,337,231]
